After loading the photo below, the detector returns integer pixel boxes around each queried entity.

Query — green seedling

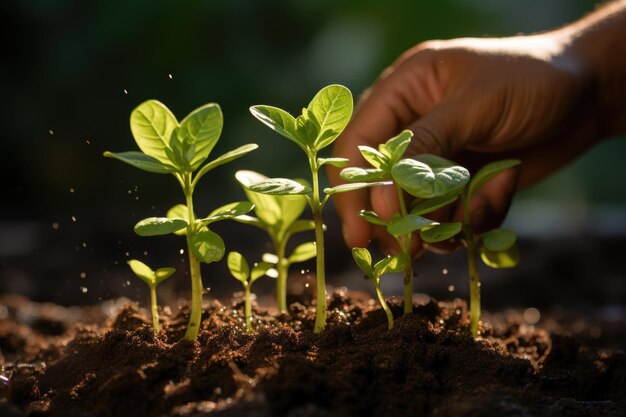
[418,159,521,338]
[105,100,258,340]
[351,248,405,329]
[128,259,175,333]
[248,84,387,333]
[340,131,470,314]
[227,252,274,333]
[235,170,317,313]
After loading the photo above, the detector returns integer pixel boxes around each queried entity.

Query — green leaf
[294,108,320,147]
[420,222,462,243]
[307,84,353,150]
[480,243,520,269]
[130,100,179,166]
[481,228,516,252]
[351,247,374,279]
[227,251,250,283]
[391,155,470,199]
[128,259,155,286]
[249,105,299,145]
[251,262,274,283]
[233,214,264,229]
[134,217,188,236]
[287,219,318,235]
[340,167,387,182]
[318,157,349,168]
[167,204,189,236]
[324,181,392,195]
[103,151,175,174]
[177,103,223,170]
[379,130,412,164]
[374,255,405,276]
[358,146,389,170]
[190,228,225,264]
[387,214,438,237]
[201,201,254,224]
[154,267,175,285]
[468,159,521,200]
[288,242,317,264]
[410,193,459,216]
[248,178,312,195]
[195,144,259,183]
[358,210,388,226]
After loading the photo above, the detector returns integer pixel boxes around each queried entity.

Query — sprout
[127,259,175,334]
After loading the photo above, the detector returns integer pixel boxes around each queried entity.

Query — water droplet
[442,268,448,275]
[86,139,91,145]
[80,272,86,278]
[125,252,130,257]
[523,307,540,324]
[71,216,77,222]
[477,282,482,288]
[80,286,88,294]
[49,129,54,135]
[305,283,309,288]
[168,73,173,79]
[123,89,128,95]
[448,285,455,292]
[52,222,60,230]
[143,251,148,256]
[127,189,132,194]
[455,309,461,315]
[126,280,131,286]
[69,188,75,193]
[301,269,305,274]
[82,242,87,248]
[179,249,184,255]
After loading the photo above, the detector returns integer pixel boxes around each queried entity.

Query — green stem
[395,184,413,314]
[309,154,327,334]
[183,174,203,341]
[149,286,160,334]
[275,237,289,313]
[462,193,481,339]
[375,279,393,330]
[244,283,253,333]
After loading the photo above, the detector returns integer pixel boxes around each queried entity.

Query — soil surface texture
[0,292,624,417]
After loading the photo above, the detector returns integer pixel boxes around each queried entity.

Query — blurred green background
[1,0,624,307]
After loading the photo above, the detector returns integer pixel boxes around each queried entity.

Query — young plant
[104,100,258,340]
[227,252,274,333]
[351,248,405,329]
[340,131,470,314]
[248,85,387,333]
[234,170,317,313]
[418,160,521,338]
[127,259,175,334]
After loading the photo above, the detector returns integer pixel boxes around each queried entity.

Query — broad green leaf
[227,251,250,283]
[391,155,469,199]
[190,228,225,264]
[177,103,223,170]
[387,214,438,237]
[130,100,179,165]
[481,228,516,252]
[358,146,388,170]
[287,242,317,264]
[249,178,312,195]
[167,204,189,236]
[251,261,274,283]
[103,151,175,174]
[379,130,412,163]
[134,217,188,236]
[468,159,521,200]
[374,255,405,276]
[195,144,259,183]
[324,181,392,195]
[340,167,387,182]
[420,222,462,243]
[358,210,388,226]
[154,267,175,285]
[128,259,155,286]
[318,157,349,168]
[287,219,318,235]
[351,247,373,279]
[480,243,519,269]
[201,201,254,224]
[249,105,299,145]
[410,193,459,216]
[307,85,353,150]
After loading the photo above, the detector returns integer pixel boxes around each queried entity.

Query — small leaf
[351,247,373,279]
[251,262,274,283]
[410,193,459,216]
[201,201,254,223]
[324,181,392,195]
[249,178,311,195]
[340,167,387,182]
[190,228,225,264]
[374,255,405,276]
[480,243,520,269]
[128,259,155,286]
[233,214,265,229]
[154,267,175,285]
[195,144,259,182]
[468,159,521,200]
[318,157,349,168]
[391,156,470,199]
[103,151,175,174]
[380,130,412,163]
[167,204,189,235]
[420,222,462,243]
[387,215,438,237]
[227,251,250,283]
[287,219,318,235]
[130,100,179,166]
[262,253,279,264]
[358,146,388,170]
[288,242,317,264]
[249,105,299,145]
[481,228,516,252]
[358,210,388,226]
[307,85,353,150]
[177,103,223,170]
[134,217,188,236]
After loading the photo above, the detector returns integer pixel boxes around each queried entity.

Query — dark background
[1,0,625,318]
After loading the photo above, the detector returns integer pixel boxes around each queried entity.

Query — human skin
[330,1,626,254]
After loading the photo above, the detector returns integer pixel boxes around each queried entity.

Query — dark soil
[0,292,624,417]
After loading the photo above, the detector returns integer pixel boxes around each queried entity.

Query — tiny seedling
[419,159,521,338]
[235,170,317,313]
[340,131,469,314]
[227,252,274,333]
[248,85,387,333]
[351,248,405,329]
[105,100,258,340]
[128,259,175,333]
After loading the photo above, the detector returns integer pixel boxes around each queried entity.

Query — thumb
[405,105,460,158]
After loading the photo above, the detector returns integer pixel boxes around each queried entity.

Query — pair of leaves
[392,154,470,199]
[351,248,405,281]
[227,252,274,285]
[358,210,439,238]
[128,259,175,288]
[260,241,317,271]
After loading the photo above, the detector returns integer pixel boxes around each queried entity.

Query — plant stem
[309,154,327,333]
[275,237,289,313]
[462,193,481,338]
[244,283,253,333]
[149,286,160,334]
[375,279,393,330]
[183,174,203,341]
[395,184,413,314]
